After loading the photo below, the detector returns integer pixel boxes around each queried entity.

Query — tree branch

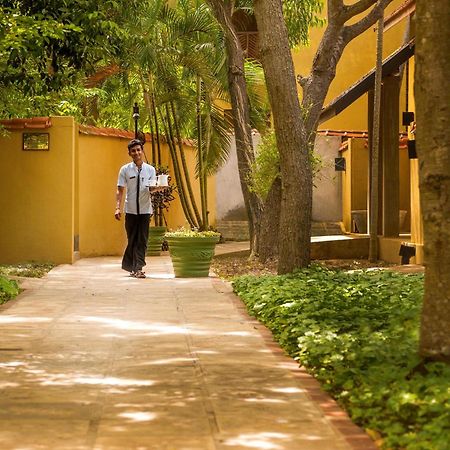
[343,0,394,43]
[296,74,309,88]
[328,0,345,24]
[343,0,377,21]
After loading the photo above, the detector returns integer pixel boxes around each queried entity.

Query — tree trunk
[170,101,203,227]
[258,176,281,262]
[254,0,312,273]
[160,106,197,228]
[415,0,450,362]
[206,0,263,256]
[369,17,383,261]
[196,76,208,229]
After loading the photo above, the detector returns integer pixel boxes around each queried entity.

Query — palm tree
[97,0,233,229]
[81,0,269,231]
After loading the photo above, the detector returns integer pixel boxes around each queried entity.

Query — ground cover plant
[233,266,450,450]
[0,262,54,305]
[0,262,55,278]
[0,275,19,305]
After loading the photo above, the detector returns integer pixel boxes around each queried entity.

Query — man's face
[128,144,143,164]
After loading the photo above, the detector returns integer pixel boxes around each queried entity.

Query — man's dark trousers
[122,213,151,272]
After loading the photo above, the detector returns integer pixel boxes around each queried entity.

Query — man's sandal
[134,270,146,279]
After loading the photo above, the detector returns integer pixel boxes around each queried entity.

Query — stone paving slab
[0,253,376,450]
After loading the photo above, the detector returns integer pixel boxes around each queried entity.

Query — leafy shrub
[165,228,220,238]
[233,266,450,450]
[248,129,323,200]
[0,275,19,305]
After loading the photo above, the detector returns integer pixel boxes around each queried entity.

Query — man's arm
[115,186,124,220]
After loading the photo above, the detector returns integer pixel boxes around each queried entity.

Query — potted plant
[165,228,221,277]
[147,166,176,256]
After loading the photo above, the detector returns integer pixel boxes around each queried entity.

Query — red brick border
[212,277,378,450]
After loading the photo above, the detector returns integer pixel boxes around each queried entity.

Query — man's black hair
[128,138,143,150]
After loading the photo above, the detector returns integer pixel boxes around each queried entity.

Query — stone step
[216,220,249,241]
[216,220,344,240]
[311,222,345,236]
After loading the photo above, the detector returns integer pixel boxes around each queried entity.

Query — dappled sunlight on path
[0,255,370,449]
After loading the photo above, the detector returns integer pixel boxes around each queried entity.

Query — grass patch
[0,262,55,278]
[0,275,19,305]
[232,266,450,450]
[0,262,54,305]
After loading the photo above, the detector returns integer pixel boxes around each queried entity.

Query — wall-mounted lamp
[132,103,140,139]
[407,140,417,159]
[402,111,415,126]
[334,157,346,171]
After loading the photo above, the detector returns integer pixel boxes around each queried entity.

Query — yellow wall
[78,134,210,257]
[340,138,368,232]
[77,133,130,257]
[0,117,76,264]
[292,0,407,130]
[340,136,410,235]
[399,146,411,231]
[0,118,212,263]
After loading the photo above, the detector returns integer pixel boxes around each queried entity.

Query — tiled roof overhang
[78,124,137,139]
[319,39,415,124]
[0,117,52,129]
[384,0,416,32]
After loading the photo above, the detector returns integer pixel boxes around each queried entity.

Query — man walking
[115,139,157,278]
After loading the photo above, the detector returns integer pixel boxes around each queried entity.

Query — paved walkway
[0,247,376,450]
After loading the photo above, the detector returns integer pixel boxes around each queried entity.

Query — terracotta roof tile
[0,117,52,129]
[384,0,415,31]
[78,124,195,147]
[78,124,137,139]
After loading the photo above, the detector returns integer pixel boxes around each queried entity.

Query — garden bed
[231,265,449,450]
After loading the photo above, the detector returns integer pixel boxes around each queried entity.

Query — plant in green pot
[165,228,221,277]
[147,166,176,256]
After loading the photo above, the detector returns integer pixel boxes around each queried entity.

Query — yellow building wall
[0,118,214,263]
[292,0,407,131]
[340,138,368,232]
[0,117,76,264]
[77,133,130,257]
[77,132,213,257]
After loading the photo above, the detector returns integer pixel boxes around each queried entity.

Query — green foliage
[0,0,130,117]
[283,0,325,48]
[248,128,322,199]
[233,267,450,449]
[0,275,19,305]
[235,0,324,48]
[165,227,220,238]
[248,130,279,199]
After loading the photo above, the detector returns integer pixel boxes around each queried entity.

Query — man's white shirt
[117,162,157,215]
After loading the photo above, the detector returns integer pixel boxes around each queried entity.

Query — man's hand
[114,208,121,220]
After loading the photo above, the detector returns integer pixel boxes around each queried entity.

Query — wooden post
[381,73,401,237]
[369,16,384,262]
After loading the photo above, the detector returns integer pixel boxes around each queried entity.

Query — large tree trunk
[415,0,450,362]
[259,177,281,262]
[254,0,313,273]
[207,0,263,256]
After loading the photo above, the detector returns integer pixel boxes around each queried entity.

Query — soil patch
[211,250,397,279]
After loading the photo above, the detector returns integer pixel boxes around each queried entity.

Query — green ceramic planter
[147,226,167,256]
[166,235,220,277]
